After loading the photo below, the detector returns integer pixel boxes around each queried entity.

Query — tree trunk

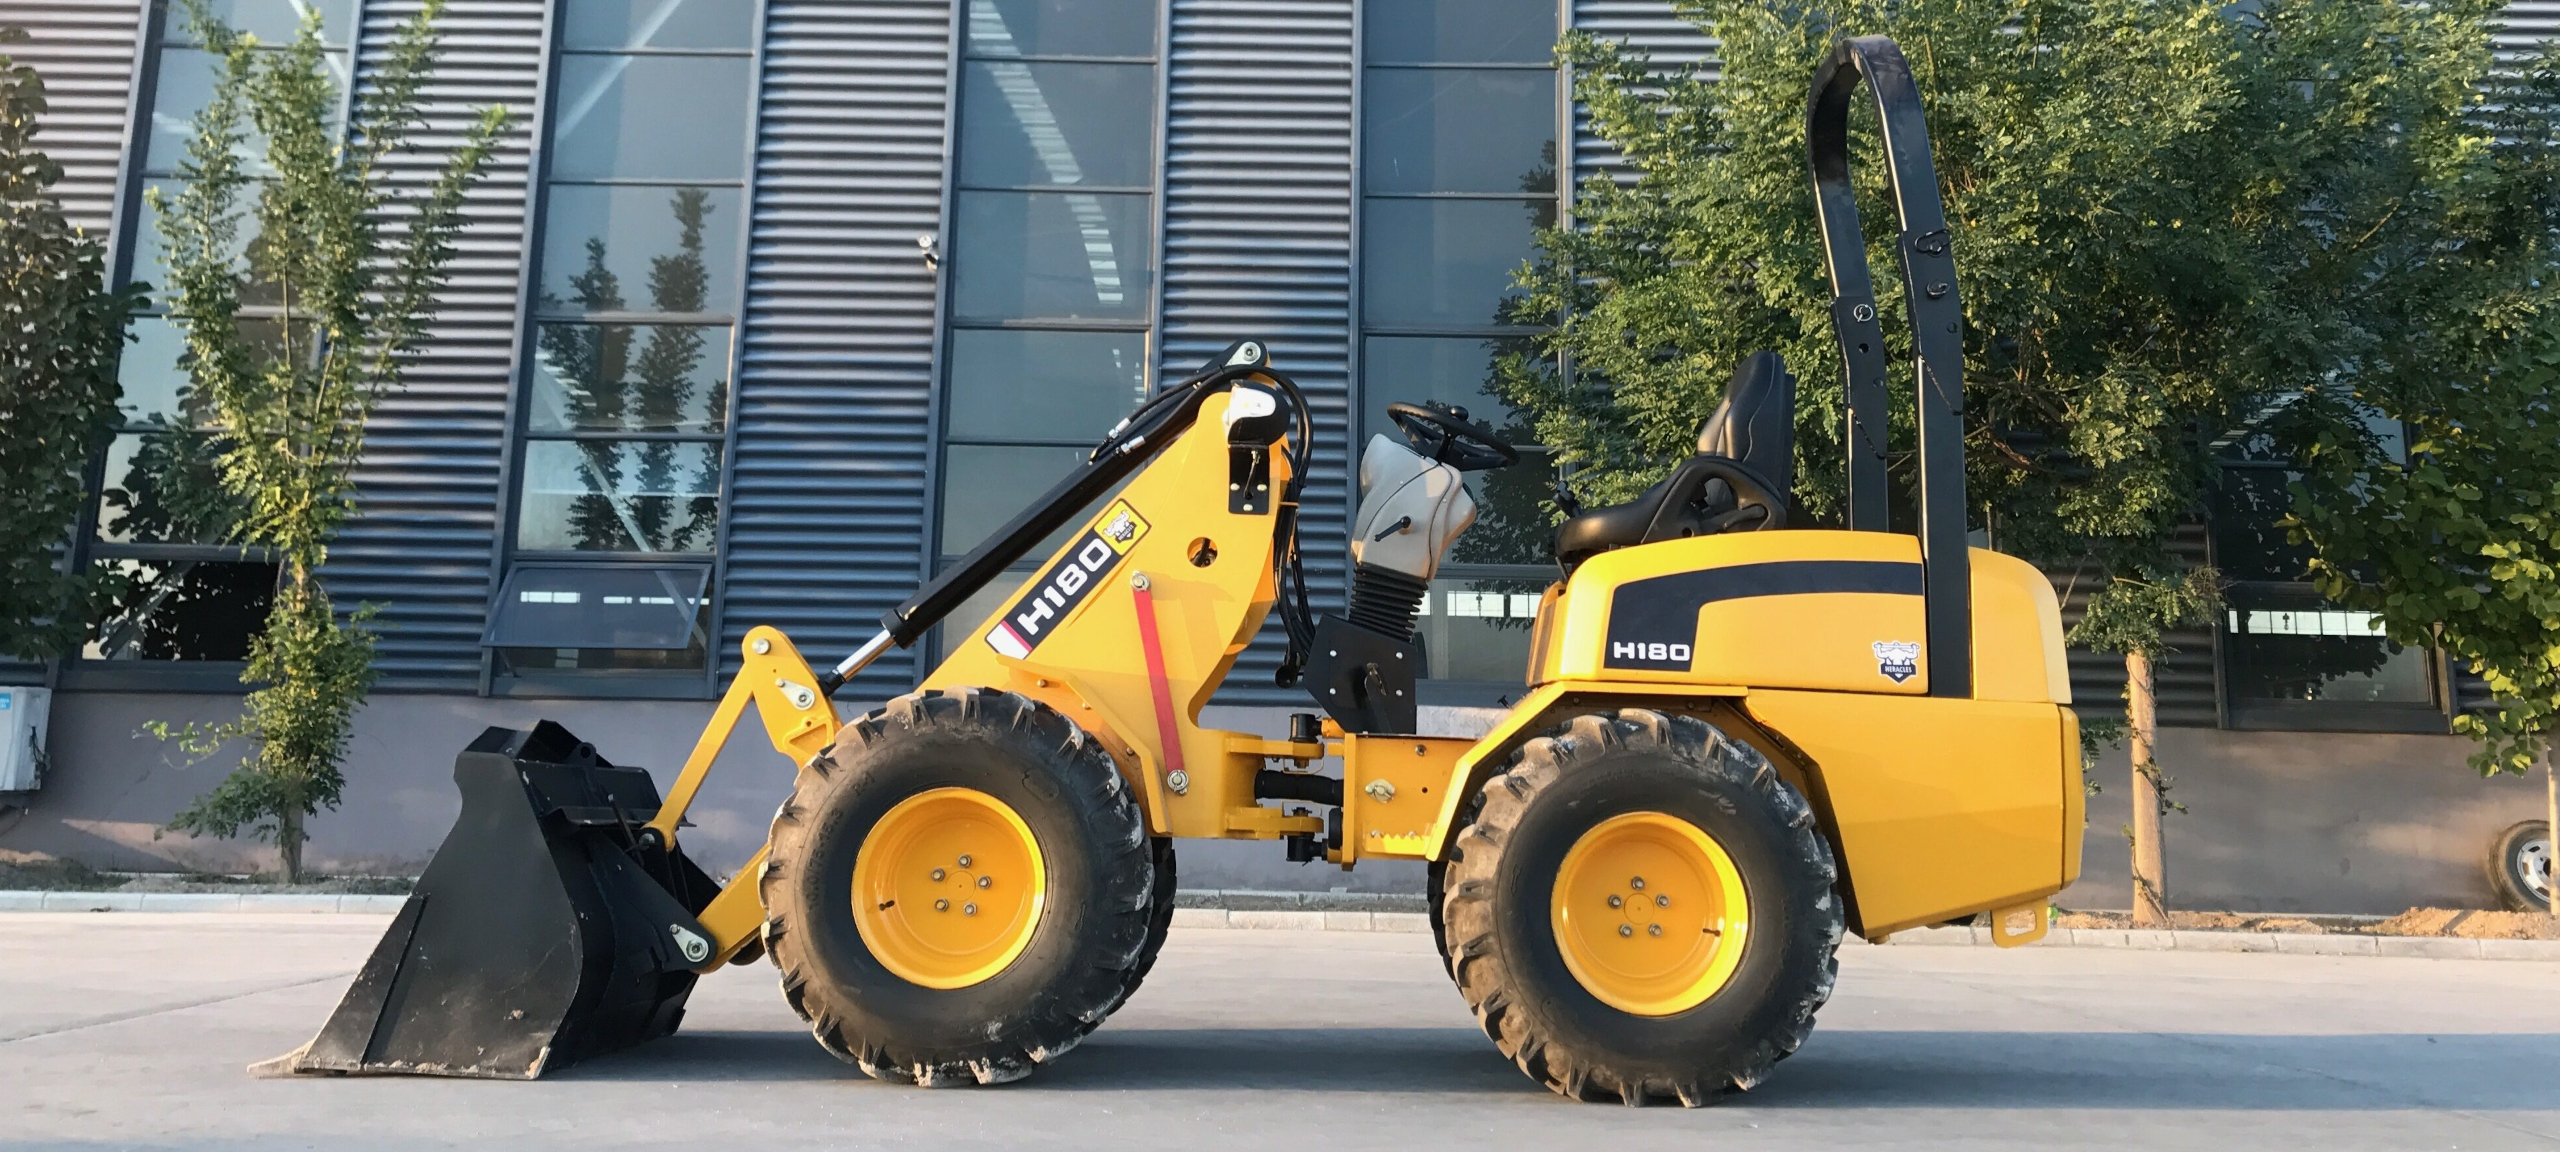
[279,807,304,885]
[2546,755,2556,918]
[2128,651,2168,928]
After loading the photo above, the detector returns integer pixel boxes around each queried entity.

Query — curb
[0,891,409,914]
[1879,923,2560,962]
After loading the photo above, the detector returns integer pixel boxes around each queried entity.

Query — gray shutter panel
[1159,0,1354,704]
[716,0,955,690]
[10,1,144,238]
[326,0,543,691]
[1568,0,1710,188]
[2499,1,2560,60]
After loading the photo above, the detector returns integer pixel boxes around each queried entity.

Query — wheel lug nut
[1618,924,1634,937]
[977,875,993,889]
[1648,923,1663,937]
[1656,894,1669,908]
[930,869,945,881]
[963,903,978,916]
[934,899,949,912]
[1606,895,1622,908]
[957,854,973,867]
[1630,877,1645,890]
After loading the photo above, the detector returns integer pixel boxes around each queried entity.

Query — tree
[151,0,509,881]
[1497,0,2560,924]
[2292,333,2560,914]
[0,27,144,661]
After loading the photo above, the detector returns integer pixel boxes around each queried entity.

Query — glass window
[939,443,1097,556]
[1360,197,1550,329]
[85,558,278,661]
[1413,576,1551,681]
[2222,589,2435,707]
[1360,335,1536,441]
[535,185,743,316]
[560,0,753,51]
[1362,69,1556,195]
[529,322,731,433]
[958,60,1157,188]
[950,190,1155,322]
[1364,0,1558,64]
[2211,468,2313,582]
[516,440,723,553]
[167,0,359,47]
[480,564,710,649]
[964,0,1157,58]
[946,329,1149,440]
[545,54,753,182]
[94,431,241,545]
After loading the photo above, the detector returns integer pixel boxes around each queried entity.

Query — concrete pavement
[3,912,2555,1150]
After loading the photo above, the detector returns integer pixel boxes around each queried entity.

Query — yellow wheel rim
[1550,811,1750,1016]
[851,787,1047,989]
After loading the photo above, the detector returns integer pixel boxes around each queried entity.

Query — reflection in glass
[146,47,353,176]
[118,315,288,426]
[95,431,241,545]
[1364,0,1559,64]
[537,185,742,316]
[950,190,1154,322]
[165,0,358,47]
[2222,593,2435,705]
[85,558,277,661]
[517,440,722,553]
[560,0,752,51]
[1360,197,1552,328]
[1362,69,1557,194]
[2211,469,2315,582]
[1414,576,1552,682]
[963,0,1156,58]
[546,55,752,182]
[531,322,730,433]
[959,60,1157,188]
[947,328,1148,439]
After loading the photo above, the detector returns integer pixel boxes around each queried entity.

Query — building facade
[5,0,2552,909]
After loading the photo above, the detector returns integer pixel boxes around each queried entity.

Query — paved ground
[3,913,2555,1151]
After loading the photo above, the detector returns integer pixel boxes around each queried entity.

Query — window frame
[482,0,770,699]
[2207,432,2456,735]
[64,0,367,690]
[917,0,1170,671]
[1353,0,1569,705]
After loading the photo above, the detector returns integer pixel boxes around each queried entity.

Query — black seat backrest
[1696,350,1795,495]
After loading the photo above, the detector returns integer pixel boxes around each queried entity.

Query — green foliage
[1497,0,2560,664]
[2292,334,2560,776]
[0,28,144,661]
[150,0,508,878]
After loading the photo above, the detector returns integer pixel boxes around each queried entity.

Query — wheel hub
[851,787,1047,989]
[1550,811,1750,1016]
[2522,835,2553,901]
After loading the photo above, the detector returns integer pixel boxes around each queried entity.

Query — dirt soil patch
[2057,907,2560,939]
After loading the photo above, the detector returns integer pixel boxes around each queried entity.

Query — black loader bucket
[255,721,722,1079]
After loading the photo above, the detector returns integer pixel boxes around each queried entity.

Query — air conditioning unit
[0,687,50,793]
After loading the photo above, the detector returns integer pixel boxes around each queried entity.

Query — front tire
[1439,709,1842,1106]
[759,688,1155,1086]
[2486,820,2552,913]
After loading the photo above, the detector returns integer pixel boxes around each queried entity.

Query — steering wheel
[1387,401,1519,472]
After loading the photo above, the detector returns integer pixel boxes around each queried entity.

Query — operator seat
[1553,350,1796,571]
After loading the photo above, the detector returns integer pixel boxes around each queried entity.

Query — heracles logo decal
[1872,640,1920,684]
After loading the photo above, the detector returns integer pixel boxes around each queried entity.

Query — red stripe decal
[1130,579,1186,781]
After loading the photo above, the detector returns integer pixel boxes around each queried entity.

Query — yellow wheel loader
[266,36,2082,1104]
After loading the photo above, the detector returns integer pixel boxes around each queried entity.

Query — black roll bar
[1808,35,1973,699]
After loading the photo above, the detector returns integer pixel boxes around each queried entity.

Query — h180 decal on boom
[985,501,1151,659]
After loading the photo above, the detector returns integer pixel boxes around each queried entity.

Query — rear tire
[1439,709,1842,1106]
[759,688,1155,1086]
[2486,820,2552,913]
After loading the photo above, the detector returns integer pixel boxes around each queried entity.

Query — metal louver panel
[2053,524,2219,729]
[2497,0,2560,62]
[716,0,953,691]
[1567,0,1711,189]
[9,1,143,238]
[324,0,543,690]
[1160,0,1354,704]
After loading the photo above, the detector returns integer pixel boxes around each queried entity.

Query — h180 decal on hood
[986,501,1150,660]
